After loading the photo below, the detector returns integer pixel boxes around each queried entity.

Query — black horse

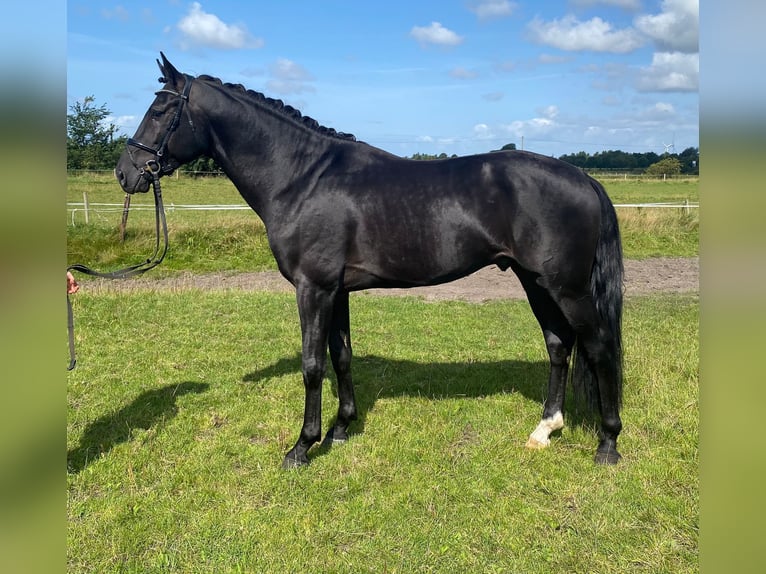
[116,54,624,468]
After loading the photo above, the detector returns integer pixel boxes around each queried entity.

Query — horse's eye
[150,110,163,119]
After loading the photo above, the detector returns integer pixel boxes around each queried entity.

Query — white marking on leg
[525,411,564,449]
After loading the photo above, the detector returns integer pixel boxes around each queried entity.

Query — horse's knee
[302,357,325,386]
[333,347,352,374]
[338,397,357,419]
[545,333,571,366]
[330,335,352,371]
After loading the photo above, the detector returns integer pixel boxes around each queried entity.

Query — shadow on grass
[68,381,209,474]
[244,354,598,462]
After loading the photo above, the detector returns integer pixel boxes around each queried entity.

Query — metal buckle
[145,159,161,174]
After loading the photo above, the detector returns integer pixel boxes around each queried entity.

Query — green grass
[598,177,698,205]
[68,292,698,573]
[67,174,698,271]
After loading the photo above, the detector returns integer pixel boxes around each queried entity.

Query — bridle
[66,75,195,370]
[126,74,195,180]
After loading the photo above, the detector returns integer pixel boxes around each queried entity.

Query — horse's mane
[197,74,357,143]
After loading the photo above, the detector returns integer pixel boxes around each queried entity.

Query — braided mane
[196,74,356,142]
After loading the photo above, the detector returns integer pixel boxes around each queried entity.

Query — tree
[677,147,699,175]
[408,152,457,160]
[645,157,682,177]
[182,155,224,176]
[67,96,127,170]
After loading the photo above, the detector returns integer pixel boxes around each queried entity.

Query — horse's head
[115,53,206,193]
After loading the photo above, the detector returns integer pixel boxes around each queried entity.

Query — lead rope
[66,166,168,370]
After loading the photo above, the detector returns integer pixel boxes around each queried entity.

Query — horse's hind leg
[515,269,575,449]
[549,290,623,464]
[324,291,357,445]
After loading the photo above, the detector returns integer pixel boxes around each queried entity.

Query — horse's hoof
[322,428,348,448]
[282,452,309,470]
[525,436,550,450]
[594,449,622,465]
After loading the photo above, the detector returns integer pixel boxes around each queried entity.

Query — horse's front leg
[283,282,334,469]
[324,291,357,446]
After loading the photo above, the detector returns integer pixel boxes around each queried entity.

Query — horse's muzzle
[115,166,152,194]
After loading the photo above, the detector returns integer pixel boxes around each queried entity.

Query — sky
[67,0,699,159]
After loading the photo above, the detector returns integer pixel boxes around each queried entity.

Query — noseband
[126,74,195,178]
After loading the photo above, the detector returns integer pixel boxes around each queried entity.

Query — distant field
[600,177,698,204]
[67,173,698,272]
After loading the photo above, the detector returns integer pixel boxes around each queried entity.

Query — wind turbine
[663,133,675,155]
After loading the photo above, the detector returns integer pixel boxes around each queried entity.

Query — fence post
[83,191,90,224]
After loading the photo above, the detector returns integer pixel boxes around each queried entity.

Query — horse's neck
[204,100,333,223]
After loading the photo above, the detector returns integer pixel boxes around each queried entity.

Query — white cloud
[635,0,698,54]
[500,110,559,140]
[470,106,560,147]
[469,0,517,21]
[410,22,464,47]
[177,2,264,50]
[652,102,675,114]
[540,105,559,119]
[503,116,556,138]
[637,52,698,92]
[528,15,644,53]
[105,114,138,133]
[473,123,494,139]
[266,58,315,95]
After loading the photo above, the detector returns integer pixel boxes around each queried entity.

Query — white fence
[67,201,251,225]
[67,200,699,225]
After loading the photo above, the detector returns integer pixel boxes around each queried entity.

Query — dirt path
[83,257,698,302]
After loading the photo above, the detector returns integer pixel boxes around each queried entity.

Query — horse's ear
[157,52,182,86]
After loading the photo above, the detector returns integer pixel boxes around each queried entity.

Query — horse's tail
[572,177,624,413]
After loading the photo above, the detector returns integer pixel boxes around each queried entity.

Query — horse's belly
[343,241,499,291]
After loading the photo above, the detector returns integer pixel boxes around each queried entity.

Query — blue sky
[67,1,699,158]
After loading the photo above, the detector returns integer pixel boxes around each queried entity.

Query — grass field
[67,292,698,573]
[67,171,698,572]
[66,173,699,273]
